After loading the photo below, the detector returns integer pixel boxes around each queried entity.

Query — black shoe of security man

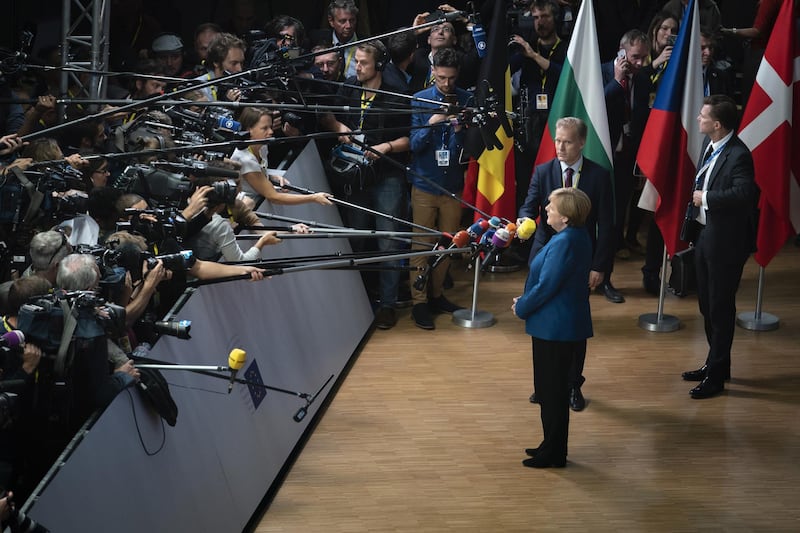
[374,307,397,330]
[429,295,463,314]
[412,303,435,330]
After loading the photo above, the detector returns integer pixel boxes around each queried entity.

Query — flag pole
[638,245,680,332]
[736,266,780,331]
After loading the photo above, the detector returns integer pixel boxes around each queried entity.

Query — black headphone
[371,40,388,72]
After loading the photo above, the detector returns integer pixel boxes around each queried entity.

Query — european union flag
[244,359,266,410]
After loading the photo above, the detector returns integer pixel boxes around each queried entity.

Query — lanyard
[538,37,561,90]
[359,90,375,129]
[340,34,358,76]
[206,72,218,100]
[694,142,726,189]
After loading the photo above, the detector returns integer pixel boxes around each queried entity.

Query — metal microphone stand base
[453,253,495,329]
[736,312,779,331]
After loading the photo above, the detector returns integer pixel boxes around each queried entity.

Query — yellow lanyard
[359,91,376,129]
[539,37,561,90]
[206,73,218,100]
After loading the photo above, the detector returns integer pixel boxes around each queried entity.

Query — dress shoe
[524,447,541,457]
[682,365,730,382]
[597,281,625,303]
[522,456,566,468]
[643,273,661,296]
[529,392,539,404]
[690,378,724,399]
[374,307,397,330]
[412,303,435,330]
[569,387,585,412]
[429,295,463,314]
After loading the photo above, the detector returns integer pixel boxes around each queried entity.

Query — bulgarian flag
[739,0,800,267]
[532,0,613,178]
[462,0,516,222]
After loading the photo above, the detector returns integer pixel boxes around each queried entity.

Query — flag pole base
[452,309,496,328]
[638,313,681,332]
[736,311,779,331]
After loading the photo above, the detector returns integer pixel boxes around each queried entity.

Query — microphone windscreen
[491,228,511,248]
[488,216,502,229]
[517,218,537,240]
[1,330,25,348]
[467,218,488,239]
[228,348,247,370]
[504,223,517,239]
[452,230,470,247]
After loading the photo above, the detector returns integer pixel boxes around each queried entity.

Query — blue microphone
[472,17,487,58]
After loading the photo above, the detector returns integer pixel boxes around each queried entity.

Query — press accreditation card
[436,148,450,166]
[536,93,549,110]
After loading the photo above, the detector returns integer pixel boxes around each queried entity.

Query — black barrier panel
[24,141,375,532]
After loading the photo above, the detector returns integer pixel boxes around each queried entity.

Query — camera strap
[54,299,79,379]
[9,167,45,224]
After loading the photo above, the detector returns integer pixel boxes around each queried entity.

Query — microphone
[227,348,247,393]
[516,217,537,240]
[0,330,25,349]
[152,161,239,179]
[481,228,512,271]
[471,17,487,58]
[413,230,470,291]
[467,218,489,241]
[293,405,308,422]
[444,10,467,22]
[479,216,503,246]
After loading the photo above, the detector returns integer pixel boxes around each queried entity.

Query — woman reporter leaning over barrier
[512,187,593,469]
[231,107,333,209]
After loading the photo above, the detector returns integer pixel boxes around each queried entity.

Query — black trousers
[694,230,747,383]
[533,337,582,461]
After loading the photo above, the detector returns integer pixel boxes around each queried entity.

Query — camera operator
[26,230,73,285]
[0,277,49,492]
[56,254,140,400]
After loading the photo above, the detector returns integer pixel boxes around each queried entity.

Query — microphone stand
[452,248,496,329]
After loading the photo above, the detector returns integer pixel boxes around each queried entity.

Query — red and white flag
[739,0,800,267]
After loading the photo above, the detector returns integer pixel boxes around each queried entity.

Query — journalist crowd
[0,0,787,515]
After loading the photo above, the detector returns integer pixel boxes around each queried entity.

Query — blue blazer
[518,157,614,274]
[515,226,593,342]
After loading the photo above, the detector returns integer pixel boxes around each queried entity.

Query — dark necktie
[695,145,714,190]
[565,167,574,188]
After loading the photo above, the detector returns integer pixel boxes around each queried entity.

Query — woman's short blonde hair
[549,187,592,227]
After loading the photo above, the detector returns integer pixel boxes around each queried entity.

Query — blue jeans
[338,173,407,307]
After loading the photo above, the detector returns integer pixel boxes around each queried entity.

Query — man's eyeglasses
[278,33,296,43]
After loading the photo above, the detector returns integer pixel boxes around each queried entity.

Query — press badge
[536,93,549,110]
[436,148,450,166]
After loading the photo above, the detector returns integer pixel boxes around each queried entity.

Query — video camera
[17,290,127,353]
[117,206,189,243]
[114,164,192,207]
[164,105,245,145]
[0,164,89,227]
[244,30,310,76]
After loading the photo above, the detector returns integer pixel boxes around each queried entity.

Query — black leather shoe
[690,378,724,399]
[569,387,585,411]
[529,392,539,404]
[412,303,435,330]
[682,365,708,381]
[522,456,566,468]
[374,307,397,330]
[643,274,661,296]
[524,447,541,457]
[429,295,463,314]
[682,365,730,381]
[598,281,625,303]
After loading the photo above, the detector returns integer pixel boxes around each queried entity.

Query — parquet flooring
[255,243,800,532]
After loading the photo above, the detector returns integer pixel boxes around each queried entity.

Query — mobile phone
[666,34,677,47]
[616,49,627,62]
[444,93,458,105]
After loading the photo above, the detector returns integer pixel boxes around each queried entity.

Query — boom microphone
[152,161,239,179]
[0,330,25,349]
[227,348,247,393]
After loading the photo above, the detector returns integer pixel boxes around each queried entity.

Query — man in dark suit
[518,117,614,411]
[601,29,653,304]
[701,31,734,98]
[682,95,759,399]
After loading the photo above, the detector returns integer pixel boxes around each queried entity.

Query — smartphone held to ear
[616,49,627,62]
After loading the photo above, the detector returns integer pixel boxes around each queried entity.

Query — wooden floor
[255,243,800,533]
